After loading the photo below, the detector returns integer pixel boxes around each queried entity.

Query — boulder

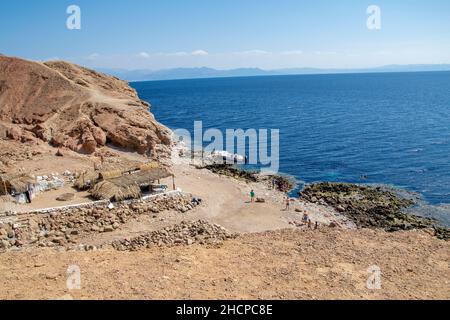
[56,193,75,202]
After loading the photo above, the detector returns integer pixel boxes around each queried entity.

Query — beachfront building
[86,162,175,202]
[90,168,172,201]
[0,174,38,204]
[0,173,66,204]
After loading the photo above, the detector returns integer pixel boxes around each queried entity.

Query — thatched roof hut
[74,171,99,190]
[0,174,36,195]
[90,167,172,201]
[90,181,141,202]
[99,169,123,180]
[0,194,15,203]
[75,162,166,190]
[110,168,172,187]
[0,194,18,211]
[139,161,160,171]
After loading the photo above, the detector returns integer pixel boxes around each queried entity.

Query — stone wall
[0,192,198,251]
[112,220,237,251]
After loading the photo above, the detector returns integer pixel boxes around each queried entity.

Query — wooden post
[172,175,176,191]
[1,179,7,196]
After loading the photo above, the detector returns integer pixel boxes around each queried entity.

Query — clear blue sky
[1,0,449,70]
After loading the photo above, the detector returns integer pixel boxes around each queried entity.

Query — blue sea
[132,72,450,226]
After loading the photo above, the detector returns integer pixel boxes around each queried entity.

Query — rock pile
[0,222,22,249]
[0,193,199,250]
[112,220,236,251]
[56,193,75,202]
[300,182,450,240]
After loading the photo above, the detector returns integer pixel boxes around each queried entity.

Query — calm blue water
[132,72,450,225]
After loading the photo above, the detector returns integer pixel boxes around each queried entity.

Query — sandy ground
[0,228,448,300]
[164,163,353,233]
[1,145,447,300]
[24,160,348,249]
[22,186,92,211]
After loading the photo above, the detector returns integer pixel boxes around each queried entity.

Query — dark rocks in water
[266,174,295,193]
[299,182,449,240]
[200,164,295,193]
[201,164,258,182]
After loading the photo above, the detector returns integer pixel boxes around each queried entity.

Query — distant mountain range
[96,64,450,82]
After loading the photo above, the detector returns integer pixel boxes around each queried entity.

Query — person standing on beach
[285,197,290,211]
[250,190,255,203]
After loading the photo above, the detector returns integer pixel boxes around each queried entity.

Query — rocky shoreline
[300,182,450,240]
[199,164,450,240]
[200,164,295,193]
[198,165,449,240]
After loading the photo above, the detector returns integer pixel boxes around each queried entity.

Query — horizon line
[127,69,450,83]
[97,63,450,73]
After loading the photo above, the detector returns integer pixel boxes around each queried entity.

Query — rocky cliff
[0,56,172,159]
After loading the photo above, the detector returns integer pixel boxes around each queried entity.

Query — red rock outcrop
[0,56,172,160]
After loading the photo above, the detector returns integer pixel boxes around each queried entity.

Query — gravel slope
[0,228,448,300]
